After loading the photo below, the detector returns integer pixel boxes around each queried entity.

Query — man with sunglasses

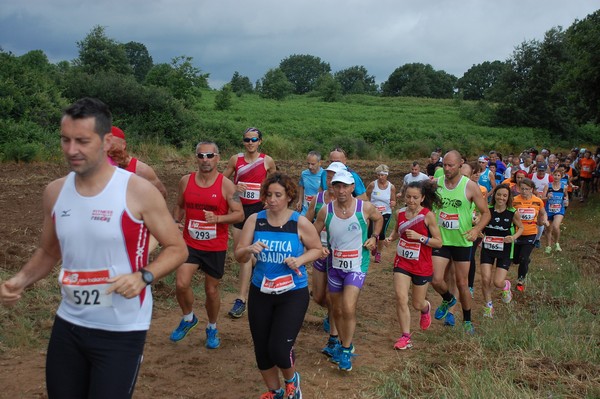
[223,128,277,318]
[169,142,244,347]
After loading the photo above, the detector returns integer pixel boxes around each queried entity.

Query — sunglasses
[197,152,217,159]
[243,137,260,143]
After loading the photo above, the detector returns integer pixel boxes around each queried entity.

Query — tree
[279,54,331,94]
[382,63,456,98]
[145,56,209,102]
[316,73,342,102]
[124,41,153,82]
[214,85,233,110]
[456,61,506,100]
[230,71,253,96]
[334,66,377,95]
[74,25,131,75]
[259,68,293,100]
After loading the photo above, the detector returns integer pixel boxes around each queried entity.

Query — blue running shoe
[329,343,354,364]
[205,327,221,349]
[434,296,457,320]
[228,299,246,318]
[463,321,475,335]
[323,316,330,333]
[444,312,456,327]
[169,315,198,342]
[322,337,339,357]
[338,348,356,371]
[284,371,302,399]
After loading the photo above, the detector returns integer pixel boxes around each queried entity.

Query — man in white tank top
[0,98,187,399]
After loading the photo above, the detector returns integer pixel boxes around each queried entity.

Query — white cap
[331,170,355,185]
[326,161,347,173]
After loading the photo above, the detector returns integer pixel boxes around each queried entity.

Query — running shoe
[469,287,474,299]
[545,246,552,254]
[463,321,475,335]
[260,390,284,399]
[483,305,494,318]
[534,240,541,248]
[321,337,339,358]
[338,348,356,371]
[393,335,413,350]
[228,299,246,318]
[444,312,455,327]
[370,246,377,256]
[205,327,221,349]
[420,301,431,330]
[502,280,512,304]
[323,316,330,333]
[555,243,562,252]
[434,296,457,320]
[169,315,199,342]
[516,278,525,292]
[374,252,381,263]
[329,343,354,364]
[284,372,302,399]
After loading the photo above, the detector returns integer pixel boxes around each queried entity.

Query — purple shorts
[327,267,366,293]
[313,253,332,273]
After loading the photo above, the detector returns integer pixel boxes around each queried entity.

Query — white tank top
[54,168,152,332]
[370,181,392,215]
[531,173,550,196]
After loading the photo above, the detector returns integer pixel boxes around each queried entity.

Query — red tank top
[124,157,138,173]
[234,153,267,205]
[183,173,229,251]
[393,207,433,276]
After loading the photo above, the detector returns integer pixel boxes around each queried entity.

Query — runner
[305,162,344,355]
[403,161,430,189]
[477,155,496,201]
[479,184,523,318]
[431,150,491,334]
[426,151,443,177]
[577,149,596,202]
[234,173,321,399]
[313,170,383,371]
[0,98,187,398]
[366,164,396,263]
[320,147,367,200]
[169,141,244,348]
[384,180,442,350]
[107,126,168,199]
[513,178,549,291]
[224,127,277,318]
[544,169,568,254]
[296,151,323,216]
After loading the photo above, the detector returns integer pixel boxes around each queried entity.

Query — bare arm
[296,184,304,212]
[283,216,324,273]
[234,213,260,264]
[466,180,491,241]
[366,181,374,201]
[304,195,318,222]
[213,177,244,225]
[507,211,524,242]
[389,183,397,208]
[0,179,64,306]
[364,202,383,251]
[172,175,190,225]
[107,176,187,298]
[136,161,168,200]
[222,155,237,179]
[265,155,277,175]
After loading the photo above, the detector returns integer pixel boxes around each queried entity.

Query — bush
[2,141,41,162]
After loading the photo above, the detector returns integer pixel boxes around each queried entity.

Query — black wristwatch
[140,268,154,285]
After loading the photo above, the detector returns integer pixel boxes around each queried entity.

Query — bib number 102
[73,289,101,305]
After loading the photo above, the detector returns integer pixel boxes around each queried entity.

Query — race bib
[320,229,328,247]
[548,203,561,213]
[332,249,361,272]
[188,219,217,240]
[376,205,386,214]
[397,238,421,260]
[439,212,459,230]
[518,208,535,221]
[304,194,314,204]
[583,166,591,172]
[60,269,112,307]
[483,236,504,251]
[241,182,261,200]
[260,274,295,295]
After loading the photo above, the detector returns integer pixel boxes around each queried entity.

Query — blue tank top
[251,210,307,290]
[478,168,493,192]
[546,182,566,216]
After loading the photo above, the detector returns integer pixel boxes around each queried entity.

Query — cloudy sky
[1,1,597,89]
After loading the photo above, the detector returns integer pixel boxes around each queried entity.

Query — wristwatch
[419,236,426,243]
[140,268,154,285]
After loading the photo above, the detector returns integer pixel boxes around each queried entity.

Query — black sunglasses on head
[197,152,217,159]
[243,137,260,143]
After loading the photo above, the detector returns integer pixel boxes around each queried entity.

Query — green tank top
[435,175,473,247]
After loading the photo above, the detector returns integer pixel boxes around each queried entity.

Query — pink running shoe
[374,252,381,263]
[420,300,432,330]
[393,335,413,350]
